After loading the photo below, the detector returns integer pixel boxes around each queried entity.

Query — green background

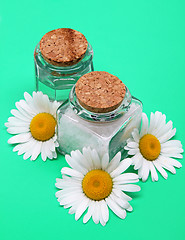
[0,0,185,239]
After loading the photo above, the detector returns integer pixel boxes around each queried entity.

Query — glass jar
[34,42,94,102]
[57,85,142,159]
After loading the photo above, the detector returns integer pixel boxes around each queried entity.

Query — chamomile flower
[5,91,60,161]
[55,147,140,226]
[125,111,183,182]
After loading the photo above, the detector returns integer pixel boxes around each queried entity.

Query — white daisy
[5,91,60,161]
[55,147,140,226]
[124,111,183,182]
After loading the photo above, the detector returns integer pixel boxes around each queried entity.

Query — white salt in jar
[56,71,142,159]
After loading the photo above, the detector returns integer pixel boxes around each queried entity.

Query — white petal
[161,146,183,155]
[133,153,143,170]
[148,112,154,133]
[141,160,150,182]
[82,147,94,170]
[126,205,133,212]
[99,213,106,226]
[90,149,101,169]
[128,149,139,155]
[24,92,34,105]
[7,126,29,134]
[112,188,132,201]
[140,113,148,137]
[124,146,131,151]
[127,142,139,149]
[15,101,33,120]
[71,150,91,171]
[166,158,182,168]
[59,197,75,206]
[30,141,42,161]
[92,202,100,224]
[106,152,121,173]
[101,153,109,170]
[11,109,31,122]
[50,100,60,116]
[106,196,126,219]
[110,158,132,178]
[155,119,172,138]
[111,192,130,209]
[83,201,94,224]
[8,132,32,144]
[58,193,83,206]
[36,93,50,113]
[114,179,139,184]
[61,167,84,178]
[55,188,83,198]
[158,126,176,143]
[131,128,140,143]
[56,181,81,191]
[161,152,183,159]
[149,161,158,182]
[161,140,182,148]
[100,200,109,223]
[157,156,176,174]
[41,140,54,160]
[49,138,57,152]
[18,99,36,116]
[32,92,43,112]
[23,149,32,159]
[5,117,29,127]
[159,155,182,168]
[23,140,38,160]
[153,160,168,179]
[41,143,47,161]
[113,173,139,184]
[56,189,82,200]
[55,190,64,198]
[138,160,144,178]
[52,151,57,159]
[24,92,39,113]
[65,154,87,175]
[152,112,163,132]
[116,184,141,192]
[75,197,89,221]
[14,139,34,155]
[68,205,77,214]
[151,113,166,137]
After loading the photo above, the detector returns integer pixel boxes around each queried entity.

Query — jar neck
[34,42,93,75]
[69,85,132,122]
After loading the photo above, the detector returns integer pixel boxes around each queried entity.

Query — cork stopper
[40,28,88,67]
[75,71,126,113]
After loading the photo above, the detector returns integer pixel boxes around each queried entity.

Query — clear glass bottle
[57,85,142,159]
[34,43,94,102]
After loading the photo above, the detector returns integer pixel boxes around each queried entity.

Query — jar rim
[69,84,132,122]
[34,42,93,74]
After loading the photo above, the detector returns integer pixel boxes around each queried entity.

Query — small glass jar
[57,85,142,159]
[34,29,94,102]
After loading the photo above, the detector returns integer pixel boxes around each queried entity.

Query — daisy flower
[55,147,140,226]
[5,91,60,161]
[124,111,183,182]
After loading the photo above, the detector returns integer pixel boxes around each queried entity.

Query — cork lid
[75,71,126,113]
[40,28,88,67]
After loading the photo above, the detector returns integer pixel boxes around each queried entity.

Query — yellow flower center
[30,113,56,141]
[139,134,161,161]
[82,169,113,201]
